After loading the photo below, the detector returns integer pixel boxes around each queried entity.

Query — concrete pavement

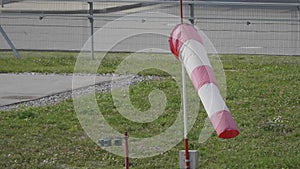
[0,0,145,14]
[0,73,130,107]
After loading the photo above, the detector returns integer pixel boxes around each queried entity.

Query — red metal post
[180,0,183,23]
[124,132,129,169]
[184,138,190,169]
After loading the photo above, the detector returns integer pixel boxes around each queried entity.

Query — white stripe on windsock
[169,23,239,139]
[179,40,211,77]
[198,83,230,118]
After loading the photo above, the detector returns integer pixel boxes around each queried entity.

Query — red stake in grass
[124,132,129,169]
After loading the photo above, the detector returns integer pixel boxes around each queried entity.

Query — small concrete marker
[179,150,198,169]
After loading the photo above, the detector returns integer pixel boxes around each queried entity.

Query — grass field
[0,52,299,168]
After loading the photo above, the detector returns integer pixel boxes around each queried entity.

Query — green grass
[0,51,78,73]
[0,51,130,74]
[0,51,170,75]
[0,52,299,168]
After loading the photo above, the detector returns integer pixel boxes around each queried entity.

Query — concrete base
[179,150,199,169]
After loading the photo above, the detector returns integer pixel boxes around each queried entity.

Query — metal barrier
[0,0,299,55]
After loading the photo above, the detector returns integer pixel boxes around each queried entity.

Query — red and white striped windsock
[169,23,239,139]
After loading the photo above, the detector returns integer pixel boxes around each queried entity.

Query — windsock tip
[219,129,239,139]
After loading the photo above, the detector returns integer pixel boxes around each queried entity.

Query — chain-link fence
[0,0,299,55]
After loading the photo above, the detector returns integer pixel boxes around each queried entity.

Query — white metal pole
[182,62,190,169]
[182,63,188,139]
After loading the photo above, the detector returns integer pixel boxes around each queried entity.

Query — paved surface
[0,0,143,13]
[0,73,129,106]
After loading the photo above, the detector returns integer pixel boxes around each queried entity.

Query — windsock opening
[210,110,240,139]
[169,23,239,139]
[169,23,203,59]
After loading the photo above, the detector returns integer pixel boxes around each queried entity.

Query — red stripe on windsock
[191,65,218,91]
[169,23,203,58]
[210,110,239,139]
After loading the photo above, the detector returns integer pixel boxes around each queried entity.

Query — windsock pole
[180,0,183,24]
[182,63,190,169]
[179,0,190,168]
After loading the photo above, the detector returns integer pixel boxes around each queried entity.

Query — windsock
[169,23,239,139]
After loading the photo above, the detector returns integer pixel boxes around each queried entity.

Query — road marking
[240,46,263,49]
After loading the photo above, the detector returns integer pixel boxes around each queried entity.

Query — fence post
[0,25,21,59]
[189,0,195,24]
[88,0,94,60]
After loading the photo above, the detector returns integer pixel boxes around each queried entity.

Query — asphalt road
[0,1,299,55]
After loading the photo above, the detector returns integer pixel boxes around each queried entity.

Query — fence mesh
[0,0,299,55]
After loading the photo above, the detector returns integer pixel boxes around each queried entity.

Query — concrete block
[114,137,122,146]
[179,150,198,169]
[98,138,112,147]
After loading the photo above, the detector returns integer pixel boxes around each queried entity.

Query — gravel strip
[0,74,160,111]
